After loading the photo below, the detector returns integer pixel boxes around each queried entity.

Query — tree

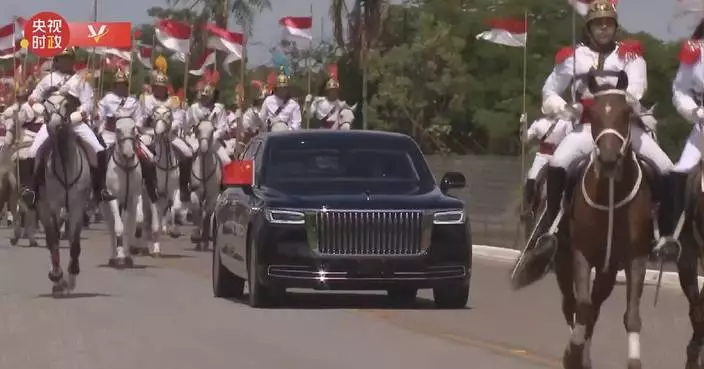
[367,14,471,153]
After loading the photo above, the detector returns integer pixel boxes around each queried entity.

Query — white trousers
[674,124,703,173]
[184,135,231,166]
[549,123,673,174]
[30,123,104,158]
[527,153,550,180]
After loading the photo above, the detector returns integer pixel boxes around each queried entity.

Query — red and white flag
[203,23,244,59]
[0,17,25,51]
[155,19,192,55]
[137,46,153,69]
[279,16,313,40]
[568,0,618,16]
[0,43,24,60]
[189,49,216,76]
[96,47,132,63]
[223,53,241,75]
[475,18,527,47]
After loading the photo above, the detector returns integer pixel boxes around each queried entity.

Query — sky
[1,0,697,66]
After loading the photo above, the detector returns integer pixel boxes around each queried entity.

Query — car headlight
[433,210,465,224]
[265,209,305,225]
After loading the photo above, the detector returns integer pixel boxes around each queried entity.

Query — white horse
[189,119,222,250]
[103,117,143,267]
[142,106,182,255]
[329,102,357,130]
[38,93,93,295]
[1,110,39,246]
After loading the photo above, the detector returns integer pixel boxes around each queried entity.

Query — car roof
[263,130,413,144]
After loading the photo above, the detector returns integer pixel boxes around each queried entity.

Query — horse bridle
[591,89,632,161]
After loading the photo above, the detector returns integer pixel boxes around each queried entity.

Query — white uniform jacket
[259,95,302,130]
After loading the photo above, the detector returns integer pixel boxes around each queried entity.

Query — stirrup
[20,188,37,207]
[653,236,682,261]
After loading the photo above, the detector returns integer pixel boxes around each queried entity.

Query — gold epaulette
[168,95,180,108]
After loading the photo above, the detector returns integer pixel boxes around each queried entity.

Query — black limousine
[211,130,471,308]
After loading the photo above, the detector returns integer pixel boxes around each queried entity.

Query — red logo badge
[24,11,70,58]
[67,22,132,49]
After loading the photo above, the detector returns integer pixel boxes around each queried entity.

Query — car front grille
[315,210,426,255]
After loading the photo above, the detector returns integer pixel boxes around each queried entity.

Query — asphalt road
[0,224,695,368]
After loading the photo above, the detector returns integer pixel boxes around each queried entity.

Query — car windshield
[262,136,435,194]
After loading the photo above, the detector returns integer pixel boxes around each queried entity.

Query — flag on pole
[0,17,25,51]
[189,49,216,76]
[568,0,619,16]
[0,43,23,60]
[279,16,313,40]
[137,46,153,69]
[475,18,527,47]
[203,24,244,59]
[155,19,192,55]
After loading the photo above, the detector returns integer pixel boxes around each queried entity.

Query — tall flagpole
[361,4,368,130]
[305,3,313,129]
[240,20,247,105]
[519,9,528,217]
[182,32,192,105]
[127,31,135,94]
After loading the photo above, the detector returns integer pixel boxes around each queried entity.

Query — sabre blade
[653,259,665,307]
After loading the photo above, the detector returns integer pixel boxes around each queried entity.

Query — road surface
[0,224,694,368]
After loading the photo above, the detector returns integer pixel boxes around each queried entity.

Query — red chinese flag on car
[222,160,254,186]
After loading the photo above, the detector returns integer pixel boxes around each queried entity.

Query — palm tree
[329,0,390,65]
[166,0,271,30]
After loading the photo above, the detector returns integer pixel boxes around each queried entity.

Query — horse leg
[563,249,592,369]
[191,194,203,247]
[148,197,160,256]
[45,215,66,296]
[580,265,619,369]
[66,209,84,292]
[679,232,704,369]
[102,202,120,267]
[26,209,39,247]
[200,207,212,251]
[555,234,576,329]
[10,196,20,246]
[109,199,129,267]
[623,254,648,369]
[123,200,139,265]
[169,193,182,238]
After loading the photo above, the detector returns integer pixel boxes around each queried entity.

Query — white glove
[305,94,313,104]
[70,111,83,124]
[559,103,583,121]
[693,107,704,122]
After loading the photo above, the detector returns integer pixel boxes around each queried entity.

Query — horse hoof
[9,237,18,246]
[67,274,77,291]
[48,271,64,283]
[169,231,181,239]
[129,246,140,255]
[29,240,39,248]
[108,258,118,267]
[51,279,68,296]
[626,358,642,369]
[124,257,134,268]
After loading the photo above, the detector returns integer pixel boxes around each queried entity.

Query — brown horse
[676,161,704,368]
[557,70,654,369]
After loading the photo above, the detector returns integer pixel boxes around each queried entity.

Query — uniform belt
[579,98,595,124]
[22,122,42,132]
[539,142,556,155]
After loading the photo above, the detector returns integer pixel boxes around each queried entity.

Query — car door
[230,139,261,275]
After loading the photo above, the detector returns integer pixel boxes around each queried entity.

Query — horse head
[196,119,215,154]
[115,117,138,160]
[586,69,631,179]
[152,106,173,137]
[43,93,78,143]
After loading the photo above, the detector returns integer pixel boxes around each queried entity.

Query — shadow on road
[35,292,113,299]
[225,292,472,311]
[96,263,156,270]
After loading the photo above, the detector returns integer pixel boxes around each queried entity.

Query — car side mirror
[222,160,254,193]
[440,172,466,193]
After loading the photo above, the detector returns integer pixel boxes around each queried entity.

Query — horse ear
[616,71,629,90]
[586,68,599,94]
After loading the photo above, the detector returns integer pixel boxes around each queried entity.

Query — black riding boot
[655,171,687,260]
[522,179,536,218]
[20,157,43,209]
[17,158,34,189]
[140,157,159,203]
[93,151,115,202]
[179,157,193,203]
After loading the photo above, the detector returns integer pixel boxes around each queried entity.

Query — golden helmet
[57,46,77,58]
[325,78,340,90]
[151,71,169,87]
[276,66,289,88]
[586,0,617,23]
[113,68,130,84]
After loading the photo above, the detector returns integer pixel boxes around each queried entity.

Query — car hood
[260,186,464,210]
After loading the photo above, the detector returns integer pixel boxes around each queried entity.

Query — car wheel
[433,280,469,309]
[212,221,245,298]
[387,287,418,305]
[247,236,277,308]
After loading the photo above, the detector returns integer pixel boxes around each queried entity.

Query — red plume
[251,80,264,89]
[167,84,175,96]
[326,64,338,79]
[175,87,184,100]
[266,71,277,88]
[203,68,220,85]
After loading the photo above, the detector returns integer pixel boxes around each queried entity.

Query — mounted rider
[240,81,268,137]
[520,114,572,214]
[305,65,355,129]
[21,47,115,208]
[184,69,232,201]
[259,67,302,131]
[97,67,159,203]
[667,21,704,242]
[524,0,674,267]
[138,58,188,204]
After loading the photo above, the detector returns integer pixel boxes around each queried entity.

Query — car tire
[212,220,245,298]
[387,287,418,305]
[433,280,469,309]
[247,236,277,308]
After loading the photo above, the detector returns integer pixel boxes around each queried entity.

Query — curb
[473,244,704,289]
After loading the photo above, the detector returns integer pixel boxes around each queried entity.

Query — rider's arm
[524,118,545,145]
[623,59,647,105]
[542,46,575,116]
[673,41,701,124]
[213,104,230,140]
[289,102,302,130]
[28,74,51,104]
[258,97,272,122]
